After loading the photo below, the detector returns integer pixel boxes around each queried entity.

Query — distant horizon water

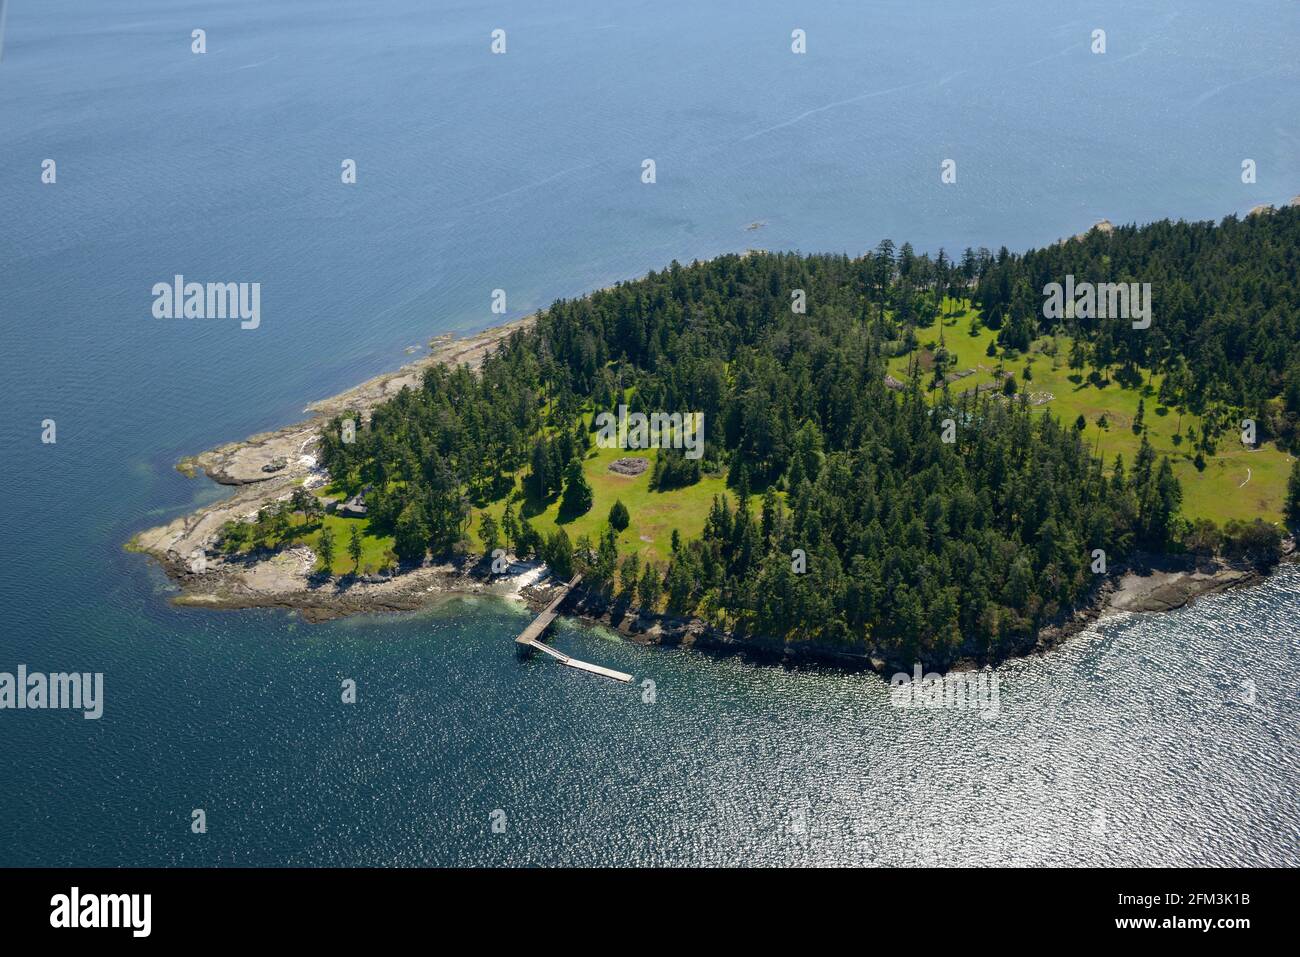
[1,0,1297,866]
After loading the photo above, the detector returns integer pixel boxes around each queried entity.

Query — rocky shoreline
[548,546,1295,675]
[138,491,1295,677]
[129,316,533,582]
[130,310,1295,677]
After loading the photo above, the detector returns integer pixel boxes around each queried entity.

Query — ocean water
[0,0,1297,865]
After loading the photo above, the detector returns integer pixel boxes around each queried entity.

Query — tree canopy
[314,207,1300,667]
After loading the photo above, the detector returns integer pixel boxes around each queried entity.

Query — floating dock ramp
[514,574,631,683]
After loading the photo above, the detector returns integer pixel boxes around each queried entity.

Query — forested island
[139,205,1300,670]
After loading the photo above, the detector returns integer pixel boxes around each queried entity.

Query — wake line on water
[736,35,1115,144]
[458,160,602,211]
[1187,67,1288,110]
[739,81,927,142]
[236,54,280,71]
[1014,43,1076,72]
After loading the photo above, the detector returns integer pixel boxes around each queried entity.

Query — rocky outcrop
[131,316,535,591]
[608,457,650,476]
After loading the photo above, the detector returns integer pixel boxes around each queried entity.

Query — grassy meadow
[235,294,1291,578]
[465,440,761,570]
[887,299,1292,525]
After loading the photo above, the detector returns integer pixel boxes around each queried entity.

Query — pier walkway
[514,574,631,683]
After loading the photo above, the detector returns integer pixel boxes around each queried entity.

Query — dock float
[514,574,632,683]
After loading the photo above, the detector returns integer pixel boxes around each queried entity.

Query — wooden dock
[515,574,632,683]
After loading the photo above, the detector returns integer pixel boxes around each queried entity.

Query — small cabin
[336,484,373,518]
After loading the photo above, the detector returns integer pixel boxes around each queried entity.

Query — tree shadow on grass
[520,488,558,520]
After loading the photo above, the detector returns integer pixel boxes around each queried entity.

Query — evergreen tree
[1286,459,1300,528]
[545,529,574,580]
[1068,338,1085,371]
[393,503,428,565]
[479,513,500,554]
[527,437,551,503]
[348,524,363,571]
[760,486,779,544]
[501,502,519,552]
[593,526,618,593]
[619,553,640,600]
[559,458,594,519]
[289,487,313,523]
[317,527,336,575]
[517,519,543,559]
[637,562,661,609]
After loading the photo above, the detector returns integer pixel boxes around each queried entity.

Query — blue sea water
[0,0,1297,865]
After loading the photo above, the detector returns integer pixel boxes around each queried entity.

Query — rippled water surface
[4,566,1298,866]
[1,0,1297,865]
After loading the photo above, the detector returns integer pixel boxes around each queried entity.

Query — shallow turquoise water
[0,0,1297,865]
